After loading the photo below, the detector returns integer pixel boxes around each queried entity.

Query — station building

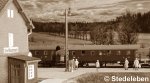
[0,0,34,83]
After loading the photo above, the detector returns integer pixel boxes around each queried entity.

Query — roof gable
[0,0,34,29]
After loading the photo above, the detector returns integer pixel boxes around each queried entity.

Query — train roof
[29,45,57,50]
[29,45,140,50]
[68,45,140,50]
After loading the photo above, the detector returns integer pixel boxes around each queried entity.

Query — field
[29,32,150,47]
[29,32,92,47]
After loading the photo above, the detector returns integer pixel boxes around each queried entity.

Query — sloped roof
[29,45,57,50]
[29,45,141,50]
[8,55,41,62]
[0,0,8,12]
[0,0,34,29]
[68,45,141,50]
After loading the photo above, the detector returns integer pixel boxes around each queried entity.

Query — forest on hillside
[32,11,150,45]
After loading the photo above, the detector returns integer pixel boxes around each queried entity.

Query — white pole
[65,9,69,72]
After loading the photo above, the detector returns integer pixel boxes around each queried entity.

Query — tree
[117,12,139,44]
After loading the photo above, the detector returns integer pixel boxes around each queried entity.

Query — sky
[19,0,150,22]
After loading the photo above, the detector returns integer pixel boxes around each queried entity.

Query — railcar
[30,46,56,66]
[29,45,150,67]
[68,45,140,67]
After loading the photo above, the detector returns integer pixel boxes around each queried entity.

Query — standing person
[134,58,139,70]
[75,59,79,70]
[124,58,129,70]
[72,59,75,70]
[69,59,74,72]
[96,60,100,72]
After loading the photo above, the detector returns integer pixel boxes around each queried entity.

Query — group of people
[95,58,141,71]
[124,58,141,70]
[68,58,140,72]
[69,59,79,72]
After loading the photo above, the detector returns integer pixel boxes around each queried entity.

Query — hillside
[29,32,93,47]
[29,32,150,48]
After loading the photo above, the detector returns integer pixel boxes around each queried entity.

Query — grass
[29,32,92,47]
[67,72,150,83]
[29,32,150,49]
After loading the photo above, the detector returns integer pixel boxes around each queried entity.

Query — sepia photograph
[0,0,150,83]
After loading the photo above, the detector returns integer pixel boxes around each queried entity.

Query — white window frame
[72,51,75,55]
[117,51,121,55]
[7,9,14,18]
[35,51,39,55]
[99,51,102,56]
[44,51,48,55]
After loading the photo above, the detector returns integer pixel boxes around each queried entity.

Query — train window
[108,50,111,55]
[81,51,85,55]
[72,51,75,55]
[91,51,95,55]
[99,51,102,55]
[44,51,48,55]
[35,51,39,55]
[127,51,131,55]
[117,51,121,55]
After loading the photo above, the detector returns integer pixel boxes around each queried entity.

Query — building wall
[0,1,29,83]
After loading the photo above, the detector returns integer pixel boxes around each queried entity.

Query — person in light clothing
[69,59,74,72]
[72,59,75,70]
[138,63,141,68]
[96,60,100,72]
[75,59,79,70]
[124,58,129,70]
[134,58,139,70]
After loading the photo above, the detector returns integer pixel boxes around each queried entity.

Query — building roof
[68,45,140,50]
[29,45,141,50]
[8,55,41,62]
[0,0,34,29]
[0,0,8,12]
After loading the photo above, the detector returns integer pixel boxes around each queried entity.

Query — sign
[4,33,19,54]
[4,47,18,53]
[28,65,35,80]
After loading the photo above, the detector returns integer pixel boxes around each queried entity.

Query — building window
[117,51,121,55]
[72,51,75,55]
[81,51,85,55]
[7,9,14,18]
[91,51,95,55]
[35,51,39,55]
[127,51,131,55]
[44,51,48,55]
[108,50,111,55]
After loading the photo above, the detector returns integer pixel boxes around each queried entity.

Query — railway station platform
[38,68,150,83]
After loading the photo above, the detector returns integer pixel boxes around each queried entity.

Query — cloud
[19,0,150,22]
[136,3,143,7]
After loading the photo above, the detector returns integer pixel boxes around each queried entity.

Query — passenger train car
[29,45,150,67]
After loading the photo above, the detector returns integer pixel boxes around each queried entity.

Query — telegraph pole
[65,9,69,72]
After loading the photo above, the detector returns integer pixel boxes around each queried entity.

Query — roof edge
[13,0,35,29]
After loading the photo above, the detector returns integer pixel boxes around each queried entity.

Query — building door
[10,64,24,83]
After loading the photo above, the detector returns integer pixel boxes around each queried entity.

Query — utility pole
[65,9,69,72]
